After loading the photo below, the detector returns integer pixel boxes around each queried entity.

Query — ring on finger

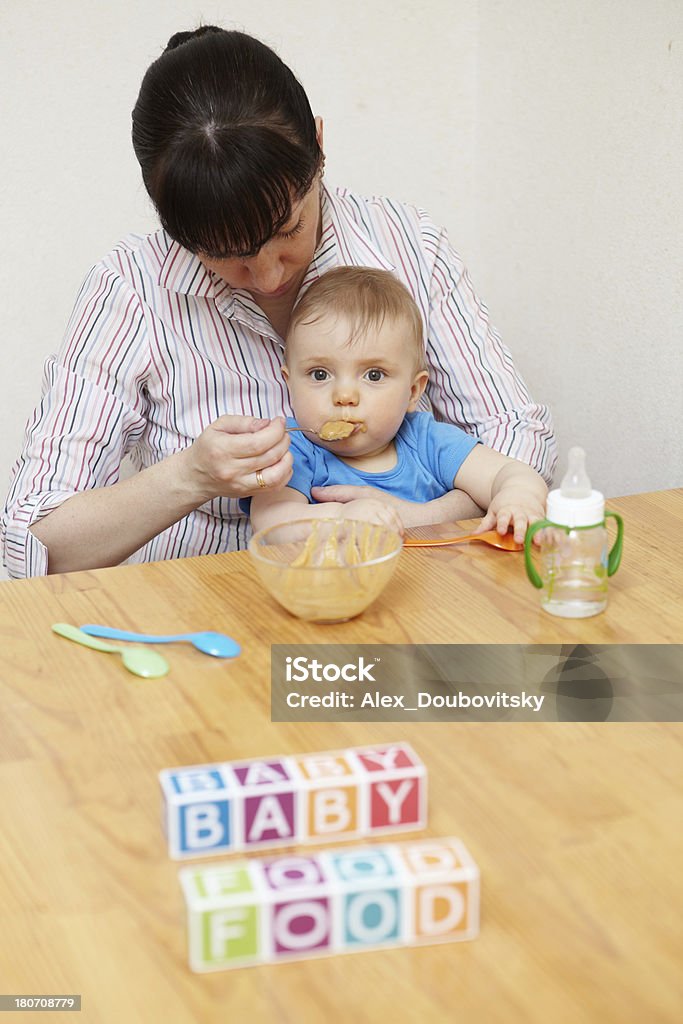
[255,469,267,489]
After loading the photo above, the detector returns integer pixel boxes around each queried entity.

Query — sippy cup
[524,447,624,618]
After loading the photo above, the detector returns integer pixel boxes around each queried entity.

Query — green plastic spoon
[51,622,169,678]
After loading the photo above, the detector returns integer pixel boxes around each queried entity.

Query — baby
[249,267,547,540]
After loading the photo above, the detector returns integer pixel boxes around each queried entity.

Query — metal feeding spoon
[287,420,364,441]
[80,624,240,659]
[51,623,170,678]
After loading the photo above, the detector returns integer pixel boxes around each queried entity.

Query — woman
[1,26,556,577]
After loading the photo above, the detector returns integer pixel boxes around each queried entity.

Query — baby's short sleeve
[407,412,480,490]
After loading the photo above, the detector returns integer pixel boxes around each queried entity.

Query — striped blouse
[1,185,556,578]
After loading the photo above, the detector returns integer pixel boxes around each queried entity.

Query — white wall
[1,1,681,576]
[473,0,683,496]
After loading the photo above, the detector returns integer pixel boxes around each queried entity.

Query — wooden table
[0,490,681,1023]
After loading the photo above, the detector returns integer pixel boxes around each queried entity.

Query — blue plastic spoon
[80,624,241,659]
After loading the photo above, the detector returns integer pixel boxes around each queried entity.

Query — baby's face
[283,312,428,459]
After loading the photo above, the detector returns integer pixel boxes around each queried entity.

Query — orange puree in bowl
[249,518,402,622]
[289,520,391,568]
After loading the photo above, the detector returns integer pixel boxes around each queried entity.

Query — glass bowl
[247,518,403,623]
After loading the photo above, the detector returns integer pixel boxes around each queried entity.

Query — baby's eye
[365,368,385,382]
[308,368,330,382]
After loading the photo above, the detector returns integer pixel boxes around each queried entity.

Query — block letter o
[347,890,397,943]
[274,901,329,950]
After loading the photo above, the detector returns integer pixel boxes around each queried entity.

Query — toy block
[179,836,479,971]
[159,742,426,860]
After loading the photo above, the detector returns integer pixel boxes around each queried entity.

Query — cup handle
[524,519,552,588]
[605,511,624,576]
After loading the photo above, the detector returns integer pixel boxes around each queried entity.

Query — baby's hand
[343,498,404,536]
[476,489,546,544]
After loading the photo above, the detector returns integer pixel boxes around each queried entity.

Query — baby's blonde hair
[287,266,426,369]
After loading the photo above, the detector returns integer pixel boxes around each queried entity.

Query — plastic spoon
[80,624,241,659]
[403,529,523,551]
[52,623,169,677]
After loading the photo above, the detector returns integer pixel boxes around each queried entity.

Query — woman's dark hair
[131,27,322,258]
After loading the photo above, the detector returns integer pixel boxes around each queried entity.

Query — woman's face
[199,180,322,302]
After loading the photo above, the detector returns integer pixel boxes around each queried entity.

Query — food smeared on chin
[318,419,366,441]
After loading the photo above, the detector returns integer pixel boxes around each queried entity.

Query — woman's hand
[178,415,293,503]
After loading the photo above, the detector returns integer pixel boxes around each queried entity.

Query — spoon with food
[287,420,365,441]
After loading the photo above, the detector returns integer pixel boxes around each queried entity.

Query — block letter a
[248,796,293,842]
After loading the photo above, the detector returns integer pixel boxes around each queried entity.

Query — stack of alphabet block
[160,742,479,970]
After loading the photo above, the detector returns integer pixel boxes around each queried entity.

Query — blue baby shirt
[285,411,479,502]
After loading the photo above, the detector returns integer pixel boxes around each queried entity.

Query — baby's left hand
[342,498,404,536]
[476,489,546,544]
